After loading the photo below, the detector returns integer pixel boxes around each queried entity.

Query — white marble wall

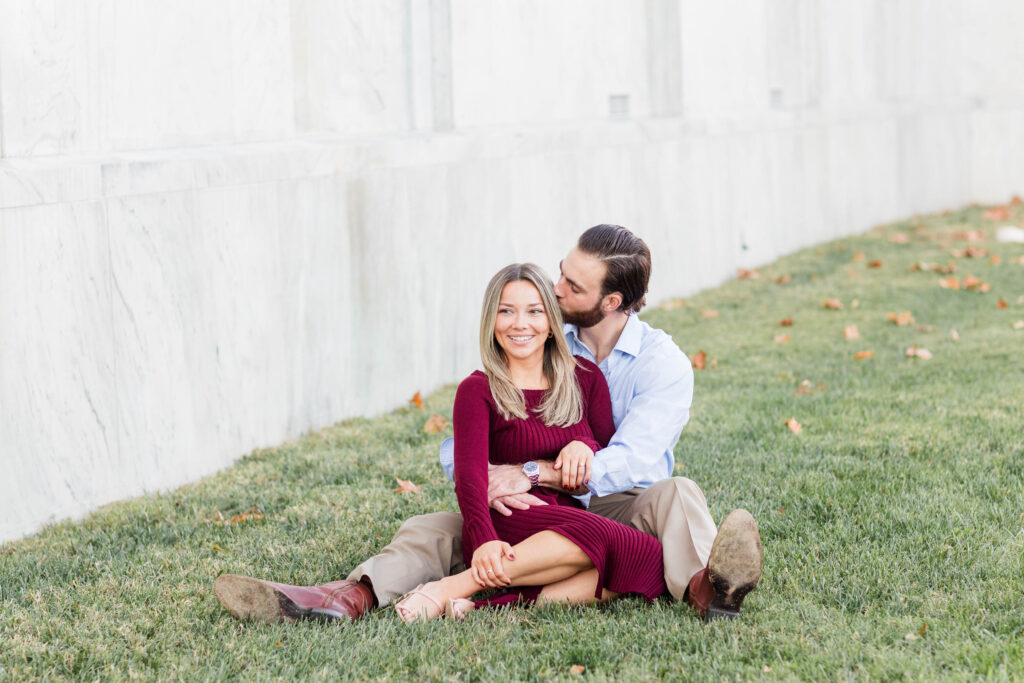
[1,0,1023,542]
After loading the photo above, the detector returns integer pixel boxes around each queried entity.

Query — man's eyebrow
[560,264,583,291]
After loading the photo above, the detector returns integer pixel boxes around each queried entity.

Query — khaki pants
[348,477,716,605]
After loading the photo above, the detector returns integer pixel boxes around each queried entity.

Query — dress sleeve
[453,376,500,555]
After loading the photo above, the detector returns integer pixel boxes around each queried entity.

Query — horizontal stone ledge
[0,102,992,211]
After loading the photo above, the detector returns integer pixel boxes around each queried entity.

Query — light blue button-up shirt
[440,315,693,505]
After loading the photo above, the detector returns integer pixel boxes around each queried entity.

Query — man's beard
[560,300,605,328]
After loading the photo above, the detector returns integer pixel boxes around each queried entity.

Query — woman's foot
[394,583,446,623]
[445,598,475,621]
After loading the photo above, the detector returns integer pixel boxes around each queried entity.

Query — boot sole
[214,574,314,624]
[706,509,762,619]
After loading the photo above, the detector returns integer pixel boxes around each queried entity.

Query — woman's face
[493,280,550,365]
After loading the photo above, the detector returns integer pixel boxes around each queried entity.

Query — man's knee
[643,476,705,505]
[395,511,463,539]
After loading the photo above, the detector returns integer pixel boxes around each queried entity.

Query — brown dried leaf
[778,317,794,327]
[785,418,802,434]
[997,299,1008,310]
[853,350,875,360]
[852,252,866,262]
[691,350,707,370]
[1010,195,1023,206]
[952,229,986,242]
[983,206,1010,221]
[951,329,960,341]
[990,255,1002,265]
[394,478,422,494]
[229,509,264,525]
[888,311,915,326]
[822,298,843,310]
[1013,321,1024,330]
[737,268,760,280]
[939,277,960,290]
[570,666,586,676]
[964,247,988,258]
[776,273,792,284]
[774,334,791,343]
[409,392,423,409]
[868,260,883,269]
[889,233,910,244]
[423,414,449,434]
[701,309,719,318]
[906,345,932,360]
[844,325,860,340]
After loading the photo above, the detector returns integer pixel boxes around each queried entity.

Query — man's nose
[553,277,566,297]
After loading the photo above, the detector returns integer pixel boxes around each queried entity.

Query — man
[214,225,762,623]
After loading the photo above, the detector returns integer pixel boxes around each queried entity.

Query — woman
[395,263,665,621]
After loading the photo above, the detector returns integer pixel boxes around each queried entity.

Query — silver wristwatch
[522,461,540,487]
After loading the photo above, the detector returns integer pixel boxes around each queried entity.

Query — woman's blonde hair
[479,263,583,427]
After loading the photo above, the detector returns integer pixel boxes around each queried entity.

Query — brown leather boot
[214,574,374,624]
[686,509,762,620]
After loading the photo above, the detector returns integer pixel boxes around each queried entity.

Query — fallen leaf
[776,273,791,284]
[691,350,707,370]
[774,334,791,343]
[851,299,859,308]
[570,665,585,676]
[983,206,1010,221]
[795,380,826,396]
[949,248,967,258]
[852,252,866,262]
[905,345,932,360]
[848,269,858,278]
[822,298,843,310]
[1013,321,1024,330]
[212,544,226,552]
[889,233,909,244]
[229,509,264,525]
[905,632,919,641]
[660,298,687,310]
[1019,256,1024,264]
[786,418,802,434]
[409,392,423,409]
[844,325,860,340]
[990,255,1001,265]
[939,277,960,290]
[763,666,773,673]
[710,359,718,368]
[423,414,449,434]
[961,275,990,292]
[737,268,760,280]
[1010,195,1023,206]
[916,325,936,332]
[778,317,794,327]
[888,311,915,326]
[868,260,883,268]
[964,246,988,258]
[951,329,960,341]
[394,478,422,494]
[853,350,874,360]
[952,229,986,242]
[997,299,1008,309]
[701,309,719,318]
[920,622,928,636]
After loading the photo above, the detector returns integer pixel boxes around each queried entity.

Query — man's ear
[603,292,623,313]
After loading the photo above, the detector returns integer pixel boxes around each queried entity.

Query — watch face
[523,462,540,476]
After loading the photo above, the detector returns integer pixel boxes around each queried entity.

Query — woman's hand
[554,440,594,491]
[471,540,515,588]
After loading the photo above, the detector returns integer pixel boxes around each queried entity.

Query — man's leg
[589,477,761,619]
[348,511,465,606]
[214,511,465,623]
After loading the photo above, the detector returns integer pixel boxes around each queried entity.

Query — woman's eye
[530,309,543,315]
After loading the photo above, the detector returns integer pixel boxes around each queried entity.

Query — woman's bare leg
[396,530,594,620]
[537,568,620,605]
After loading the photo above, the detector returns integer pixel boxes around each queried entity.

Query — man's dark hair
[576,224,651,314]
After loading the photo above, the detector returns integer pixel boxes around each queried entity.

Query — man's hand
[486,463,531,502]
[491,492,549,516]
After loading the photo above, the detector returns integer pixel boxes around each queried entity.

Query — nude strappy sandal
[445,598,475,621]
[394,584,445,623]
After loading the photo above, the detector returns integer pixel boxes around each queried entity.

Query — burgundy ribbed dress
[453,357,666,607]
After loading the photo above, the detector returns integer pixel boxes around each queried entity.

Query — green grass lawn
[2,204,1023,681]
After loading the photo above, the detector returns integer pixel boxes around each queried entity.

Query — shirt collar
[563,313,642,359]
